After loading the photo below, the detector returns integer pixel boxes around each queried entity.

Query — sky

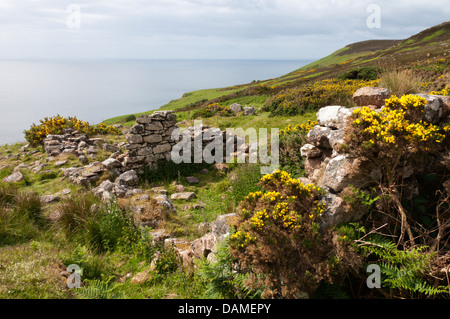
[0,0,449,60]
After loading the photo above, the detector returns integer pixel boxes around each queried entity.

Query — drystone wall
[301,87,450,228]
[124,112,252,171]
[123,111,179,171]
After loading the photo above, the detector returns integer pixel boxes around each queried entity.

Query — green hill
[104,21,450,127]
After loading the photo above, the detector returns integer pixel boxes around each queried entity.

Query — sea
[0,59,312,145]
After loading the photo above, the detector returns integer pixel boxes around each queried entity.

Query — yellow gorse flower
[352,95,445,146]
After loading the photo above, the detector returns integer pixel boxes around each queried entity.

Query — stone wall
[124,112,252,171]
[124,111,178,171]
[301,87,450,227]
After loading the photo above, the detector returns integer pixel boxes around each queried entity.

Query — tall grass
[379,69,423,96]
[0,184,43,245]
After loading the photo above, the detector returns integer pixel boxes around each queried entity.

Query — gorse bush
[279,120,317,178]
[344,94,449,245]
[229,170,342,298]
[430,85,449,96]
[338,67,380,81]
[24,115,121,146]
[192,103,234,119]
[263,78,380,116]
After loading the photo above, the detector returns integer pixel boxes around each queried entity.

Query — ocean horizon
[0,59,312,145]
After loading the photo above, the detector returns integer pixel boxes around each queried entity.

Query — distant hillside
[104,21,450,125]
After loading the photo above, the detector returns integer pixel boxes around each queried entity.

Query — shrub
[192,103,234,119]
[229,170,342,298]
[24,115,121,146]
[338,67,380,81]
[279,120,317,177]
[263,78,380,116]
[94,203,141,252]
[344,94,448,246]
[124,114,136,123]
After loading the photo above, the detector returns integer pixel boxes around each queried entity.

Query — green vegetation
[1,22,450,300]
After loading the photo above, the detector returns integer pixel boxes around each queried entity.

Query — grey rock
[136,114,152,124]
[415,94,443,124]
[102,158,123,170]
[40,195,61,204]
[320,154,362,193]
[153,143,171,154]
[300,144,322,158]
[143,134,163,144]
[145,122,164,131]
[155,194,176,212]
[171,192,196,201]
[186,176,200,184]
[307,125,333,149]
[230,103,243,114]
[126,134,143,144]
[115,170,139,187]
[316,105,352,129]
[352,87,391,107]
[2,171,24,183]
[244,106,256,116]
[130,124,145,134]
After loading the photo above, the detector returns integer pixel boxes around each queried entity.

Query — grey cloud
[0,0,448,59]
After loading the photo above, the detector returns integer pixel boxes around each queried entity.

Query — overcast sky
[0,0,448,60]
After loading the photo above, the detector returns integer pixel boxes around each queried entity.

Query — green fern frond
[75,277,124,299]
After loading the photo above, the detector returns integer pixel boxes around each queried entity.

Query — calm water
[0,59,311,145]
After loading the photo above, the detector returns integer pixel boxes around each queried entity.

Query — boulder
[184,213,236,261]
[320,191,367,228]
[155,194,176,212]
[102,158,123,170]
[300,144,322,158]
[316,105,352,129]
[40,195,61,204]
[244,106,256,116]
[115,170,139,187]
[170,192,196,201]
[230,103,243,115]
[319,154,362,193]
[186,176,200,184]
[2,171,24,183]
[307,126,332,149]
[352,87,391,107]
[415,94,443,124]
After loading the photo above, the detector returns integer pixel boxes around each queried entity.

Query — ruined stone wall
[124,111,178,171]
[124,112,252,171]
[301,87,450,227]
